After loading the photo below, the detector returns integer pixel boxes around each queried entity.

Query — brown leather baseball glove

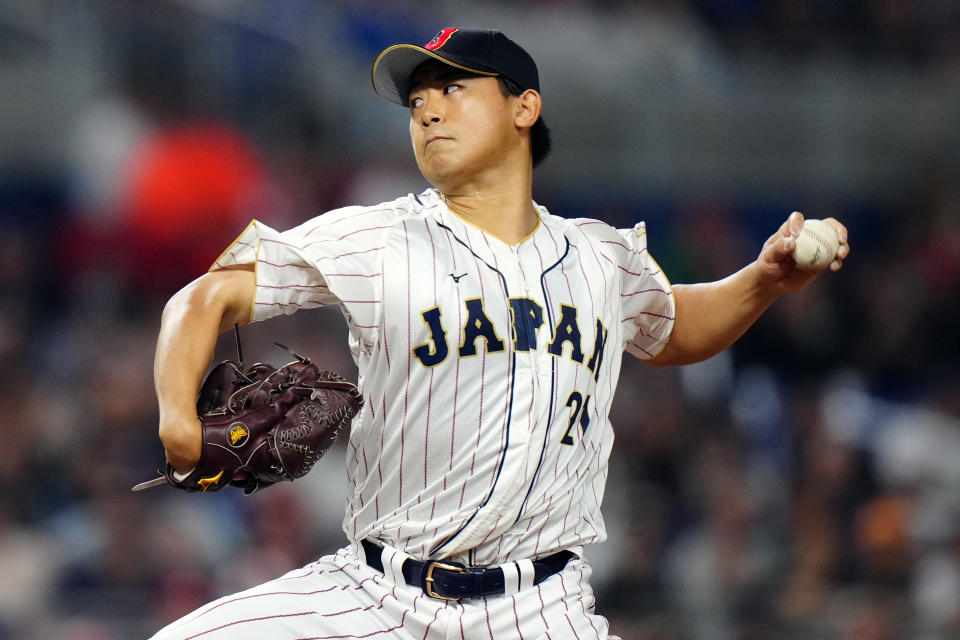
[134,346,362,495]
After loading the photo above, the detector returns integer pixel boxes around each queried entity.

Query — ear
[514,89,543,130]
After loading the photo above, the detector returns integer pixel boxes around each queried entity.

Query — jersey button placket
[487,243,537,531]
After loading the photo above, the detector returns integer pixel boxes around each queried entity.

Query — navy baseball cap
[372,28,540,106]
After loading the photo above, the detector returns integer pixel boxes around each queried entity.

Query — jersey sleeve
[211,205,389,326]
[616,222,676,360]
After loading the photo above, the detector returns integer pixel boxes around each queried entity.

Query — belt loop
[517,558,535,591]
[497,560,521,595]
[389,551,407,586]
[381,545,410,586]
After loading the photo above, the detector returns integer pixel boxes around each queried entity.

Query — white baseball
[793,219,839,270]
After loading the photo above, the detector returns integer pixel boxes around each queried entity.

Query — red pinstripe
[259,283,331,290]
[256,301,312,307]
[511,594,525,639]
[380,266,390,370]
[181,585,338,625]
[294,624,406,639]
[634,346,656,358]
[323,605,375,617]
[451,230,486,515]
[301,206,394,237]
[573,241,598,327]
[352,442,363,541]
[302,224,394,247]
[422,222,466,546]
[484,593,496,639]
[622,310,675,322]
[258,259,316,269]
[422,219,437,494]
[600,238,648,254]
[185,612,315,639]
[443,226,464,486]
[620,287,671,297]
[603,252,663,277]
[399,219,411,514]
[424,494,438,557]
[536,584,552,638]
[472,246,496,500]
[592,252,618,423]
[260,237,308,249]
[374,394,385,519]
[324,272,379,278]
[532,494,554,554]
[563,613,584,640]
[576,567,602,639]
[585,443,604,545]
[577,227,618,427]
[478,513,504,548]
[615,263,653,276]
[310,247,384,262]
[542,227,586,556]
[419,605,442,640]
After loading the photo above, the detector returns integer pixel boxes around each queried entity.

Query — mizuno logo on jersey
[412,298,608,381]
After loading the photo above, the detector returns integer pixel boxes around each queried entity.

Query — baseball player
[150,28,849,639]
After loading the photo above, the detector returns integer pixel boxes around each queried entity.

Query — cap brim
[371,44,498,106]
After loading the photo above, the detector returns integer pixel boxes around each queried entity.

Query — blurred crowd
[1,1,959,639]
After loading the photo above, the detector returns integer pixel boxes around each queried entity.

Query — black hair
[498,77,552,168]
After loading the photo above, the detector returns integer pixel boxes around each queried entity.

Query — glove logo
[425,28,458,51]
[227,422,250,448]
[132,354,362,495]
[197,470,224,492]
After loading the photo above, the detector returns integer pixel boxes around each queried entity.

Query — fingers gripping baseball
[759,211,850,293]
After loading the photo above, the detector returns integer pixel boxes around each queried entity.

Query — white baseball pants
[150,543,619,639]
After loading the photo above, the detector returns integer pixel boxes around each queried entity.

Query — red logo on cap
[425,28,458,51]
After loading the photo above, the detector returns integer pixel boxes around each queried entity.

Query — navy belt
[361,539,573,601]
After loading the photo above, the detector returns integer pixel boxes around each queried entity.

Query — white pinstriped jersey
[213,188,675,567]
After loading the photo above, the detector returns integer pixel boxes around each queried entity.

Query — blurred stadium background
[1,1,959,638]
